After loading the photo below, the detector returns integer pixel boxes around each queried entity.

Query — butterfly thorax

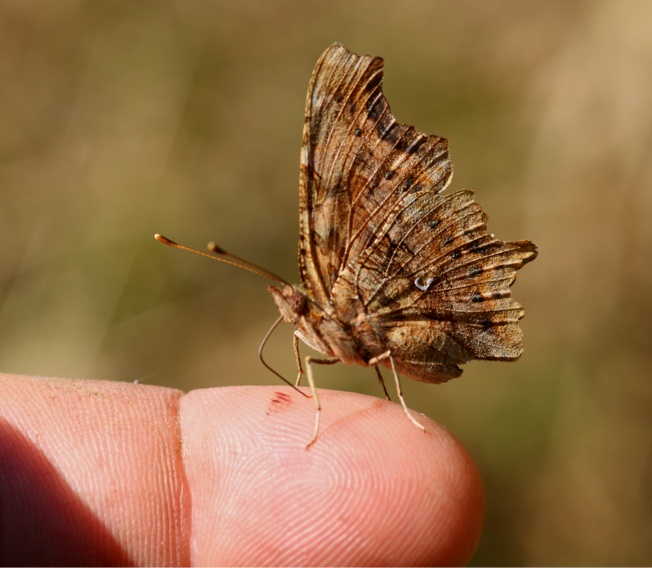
[268,283,385,366]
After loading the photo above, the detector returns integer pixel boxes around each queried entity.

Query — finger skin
[182,386,484,566]
[0,373,189,566]
[0,373,484,566]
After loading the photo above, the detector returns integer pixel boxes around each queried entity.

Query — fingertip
[181,386,484,566]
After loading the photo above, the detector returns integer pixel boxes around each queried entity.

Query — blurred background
[1,0,650,564]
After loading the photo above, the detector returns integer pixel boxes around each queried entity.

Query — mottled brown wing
[298,43,452,307]
[300,43,537,384]
[343,188,537,382]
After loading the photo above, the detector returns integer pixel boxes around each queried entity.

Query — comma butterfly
[156,43,537,447]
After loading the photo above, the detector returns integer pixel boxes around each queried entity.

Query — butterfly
[156,43,537,447]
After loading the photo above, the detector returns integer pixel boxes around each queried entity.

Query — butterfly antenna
[154,234,289,285]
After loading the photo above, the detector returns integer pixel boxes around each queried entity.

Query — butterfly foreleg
[368,351,426,433]
[304,354,339,449]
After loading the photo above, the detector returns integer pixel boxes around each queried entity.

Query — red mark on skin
[267,391,292,415]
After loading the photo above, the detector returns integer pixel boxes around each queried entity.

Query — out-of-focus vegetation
[1,1,650,564]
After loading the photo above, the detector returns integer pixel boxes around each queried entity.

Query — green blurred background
[1,1,650,564]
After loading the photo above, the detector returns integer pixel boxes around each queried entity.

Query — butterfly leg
[368,351,426,433]
[304,354,339,449]
[258,317,310,399]
[293,332,304,386]
[373,365,392,401]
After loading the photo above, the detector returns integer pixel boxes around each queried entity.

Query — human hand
[0,373,483,565]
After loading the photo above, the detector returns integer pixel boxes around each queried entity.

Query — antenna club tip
[155,234,174,246]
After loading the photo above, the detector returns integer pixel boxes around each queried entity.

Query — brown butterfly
[156,43,537,447]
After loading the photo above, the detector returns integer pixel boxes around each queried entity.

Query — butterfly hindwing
[353,188,537,380]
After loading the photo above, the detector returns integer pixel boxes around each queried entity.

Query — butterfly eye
[288,291,308,315]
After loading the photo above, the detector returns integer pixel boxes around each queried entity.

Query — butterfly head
[267,284,309,325]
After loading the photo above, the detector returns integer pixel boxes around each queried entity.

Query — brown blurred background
[1,1,650,564]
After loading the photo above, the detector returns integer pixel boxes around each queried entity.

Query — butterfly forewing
[299,43,453,307]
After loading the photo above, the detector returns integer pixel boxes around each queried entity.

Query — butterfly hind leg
[373,365,392,401]
[369,351,426,433]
